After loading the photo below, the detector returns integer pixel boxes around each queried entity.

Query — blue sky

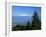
[12,6,41,25]
[12,6,41,16]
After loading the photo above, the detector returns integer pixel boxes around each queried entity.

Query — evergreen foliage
[31,11,41,30]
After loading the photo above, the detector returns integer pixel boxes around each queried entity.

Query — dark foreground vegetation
[12,11,41,31]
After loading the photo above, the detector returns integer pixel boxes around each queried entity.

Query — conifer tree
[31,11,41,30]
[26,21,31,30]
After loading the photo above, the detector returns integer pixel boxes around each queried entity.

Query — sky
[12,6,41,25]
[12,6,41,16]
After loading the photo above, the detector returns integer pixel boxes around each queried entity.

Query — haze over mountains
[12,16,32,26]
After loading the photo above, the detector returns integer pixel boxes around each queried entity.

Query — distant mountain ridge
[12,16,32,26]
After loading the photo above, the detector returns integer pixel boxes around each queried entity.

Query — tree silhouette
[31,11,41,30]
[26,21,31,30]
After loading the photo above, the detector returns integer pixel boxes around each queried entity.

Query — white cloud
[15,14,32,16]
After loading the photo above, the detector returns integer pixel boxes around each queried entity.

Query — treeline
[12,11,41,31]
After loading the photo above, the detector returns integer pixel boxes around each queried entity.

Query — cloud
[15,14,32,16]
